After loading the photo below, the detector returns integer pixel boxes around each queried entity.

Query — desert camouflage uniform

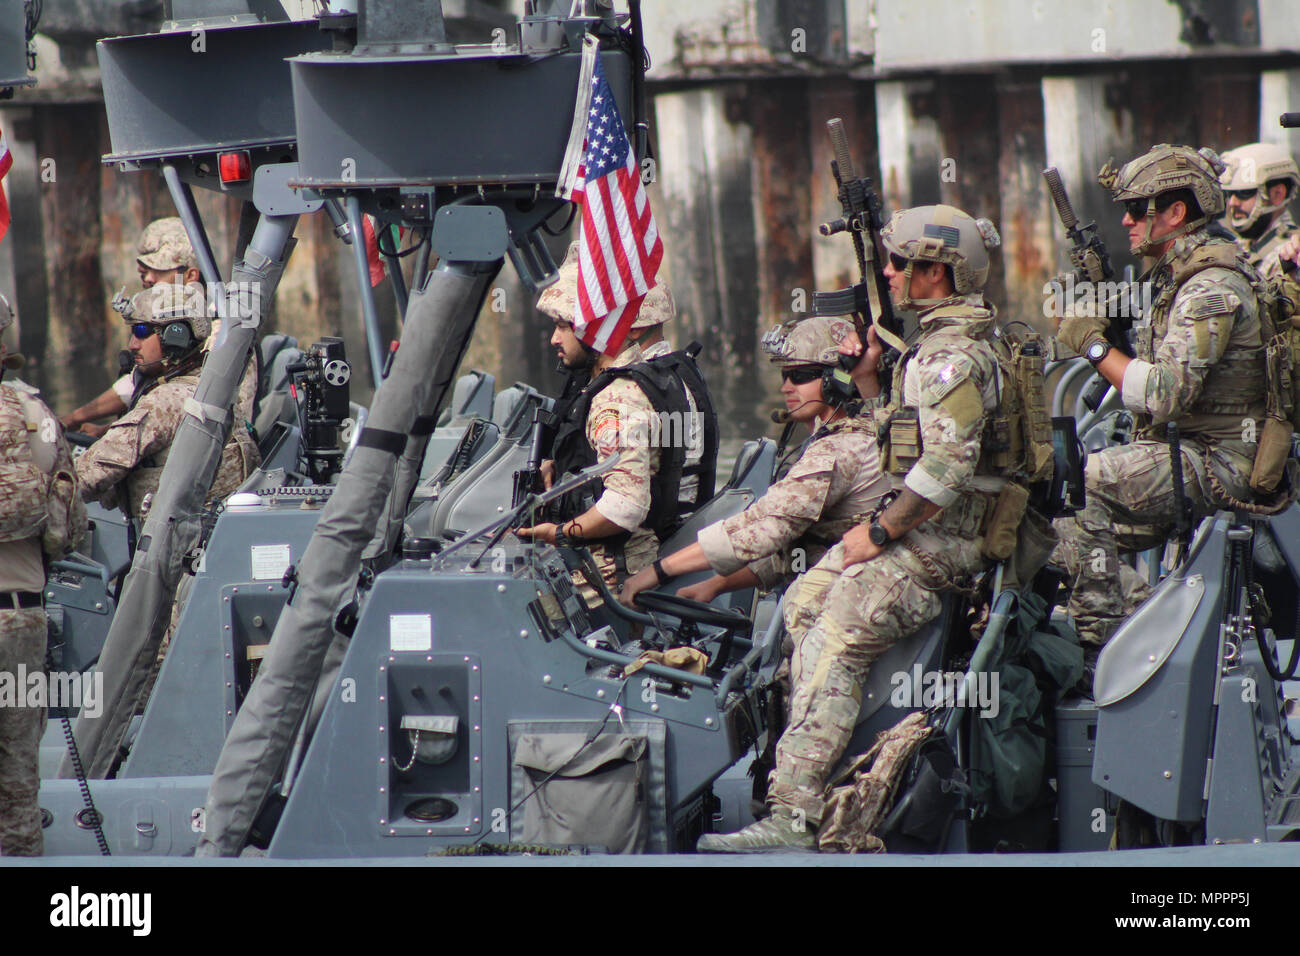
[575,340,661,605]
[698,412,887,598]
[0,385,81,856]
[767,302,1004,825]
[1052,228,1267,644]
[76,367,259,522]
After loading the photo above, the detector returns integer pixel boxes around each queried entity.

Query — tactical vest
[878,307,1054,485]
[0,384,86,559]
[1134,240,1267,443]
[549,344,719,541]
[875,306,1053,556]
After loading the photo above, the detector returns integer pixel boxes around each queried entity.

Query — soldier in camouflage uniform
[700,205,1008,852]
[1052,145,1271,647]
[1219,143,1300,279]
[61,217,258,438]
[517,243,702,607]
[75,283,259,524]
[619,316,888,619]
[0,302,86,856]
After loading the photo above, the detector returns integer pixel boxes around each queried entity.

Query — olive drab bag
[0,384,87,559]
[1251,271,1300,493]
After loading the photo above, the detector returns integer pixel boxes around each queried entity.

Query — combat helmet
[1097,144,1227,254]
[128,282,211,363]
[761,316,855,366]
[536,240,674,337]
[880,204,1001,309]
[137,217,198,273]
[1219,142,1300,235]
[761,316,858,406]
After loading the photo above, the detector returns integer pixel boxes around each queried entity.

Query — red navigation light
[218,151,252,184]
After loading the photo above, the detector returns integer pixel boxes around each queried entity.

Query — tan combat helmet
[1220,142,1300,234]
[880,204,1001,309]
[536,239,674,333]
[761,315,855,367]
[137,217,198,273]
[1097,144,1227,254]
[129,282,212,361]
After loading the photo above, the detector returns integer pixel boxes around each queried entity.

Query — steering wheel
[633,590,753,633]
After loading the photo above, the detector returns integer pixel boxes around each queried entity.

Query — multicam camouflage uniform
[1245,208,1299,281]
[699,205,1010,852]
[1219,143,1300,280]
[0,376,85,855]
[767,304,1004,826]
[1054,148,1269,646]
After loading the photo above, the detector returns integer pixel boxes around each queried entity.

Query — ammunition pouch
[979,482,1030,561]
[1250,417,1294,494]
[877,408,921,476]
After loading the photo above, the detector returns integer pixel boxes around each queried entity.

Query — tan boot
[696,808,818,854]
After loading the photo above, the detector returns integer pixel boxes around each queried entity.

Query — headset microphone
[771,399,822,424]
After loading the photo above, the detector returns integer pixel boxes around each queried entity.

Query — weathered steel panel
[875,0,1193,71]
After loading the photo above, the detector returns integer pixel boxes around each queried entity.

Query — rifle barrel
[827,118,857,184]
[1043,167,1079,232]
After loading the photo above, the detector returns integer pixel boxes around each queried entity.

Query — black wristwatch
[868,520,893,547]
[1085,340,1110,365]
[653,559,670,586]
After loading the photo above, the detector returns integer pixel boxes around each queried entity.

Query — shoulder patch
[1183,290,1240,320]
[591,406,623,453]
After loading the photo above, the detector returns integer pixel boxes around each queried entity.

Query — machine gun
[1043,166,1134,411]
[812,118,905,397]
[285,337,352,484]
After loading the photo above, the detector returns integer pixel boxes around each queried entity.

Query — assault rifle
[1043,166,1135,411]
[812,118,906,398]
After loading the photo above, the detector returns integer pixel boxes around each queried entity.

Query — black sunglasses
[1226,189,1256,201]
[781,366,823,385]
[1122,198,1150,220]
[889,252,909,271]
[130,322,156,340]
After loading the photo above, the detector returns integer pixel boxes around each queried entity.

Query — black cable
[45,645,110,855]
[375,225,427,259]
[470,676,631,847]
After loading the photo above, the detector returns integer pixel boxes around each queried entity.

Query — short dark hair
[1155,188,1203,222]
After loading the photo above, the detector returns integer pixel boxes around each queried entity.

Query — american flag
[564,50,663,356]
[0,128,12,245]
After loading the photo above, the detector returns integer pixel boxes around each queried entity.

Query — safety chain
[1203,450,1295,516]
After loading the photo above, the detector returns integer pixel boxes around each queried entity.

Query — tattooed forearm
[880,488,942,537]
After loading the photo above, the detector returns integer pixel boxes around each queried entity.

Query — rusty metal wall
[3,2,1299,438]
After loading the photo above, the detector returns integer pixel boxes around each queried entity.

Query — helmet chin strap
[897,259,961,310]
[1132,198,1207,257]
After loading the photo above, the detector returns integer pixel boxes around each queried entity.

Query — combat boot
[696,808,818,854]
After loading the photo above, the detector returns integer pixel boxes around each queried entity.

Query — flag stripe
[566,48,664,356]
